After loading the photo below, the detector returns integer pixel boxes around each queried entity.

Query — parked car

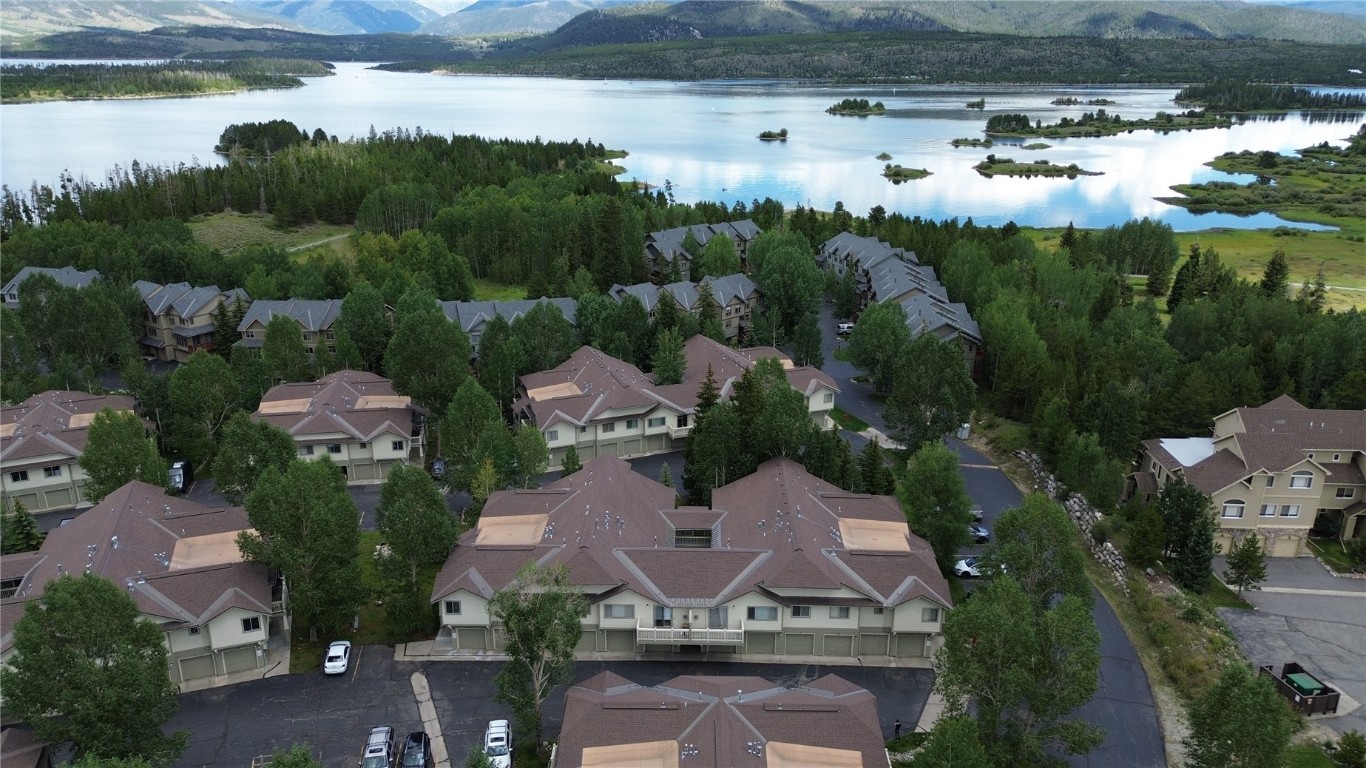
[954,557,984,578]
[430,457,447,480]
[968,523,991,543]
[484,719,512,768]
[837,322,855,336]
[398,731,433,768]
[969,505,984,521]
[359,726,394,768]
[323,640,352,675]
[167,459,193,495]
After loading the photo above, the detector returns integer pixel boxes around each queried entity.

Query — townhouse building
[236,298,343,356]
[431,456,950,661]
[643,220,763,281]
[439,296,578,351]
[135,281,250,362]
[608,273,761,341]
[557,671,890,768]
[819,232,981,373]
[0,481,279,686]
[515,335,838,470]
[252,370,425,483]
[1,391,139,514]
[1131,394,1366,556]
[2,266,102,310]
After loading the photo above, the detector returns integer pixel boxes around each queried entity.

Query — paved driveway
[1215,556,1366,736]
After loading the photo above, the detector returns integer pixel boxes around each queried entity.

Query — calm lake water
[3,61,1363,230]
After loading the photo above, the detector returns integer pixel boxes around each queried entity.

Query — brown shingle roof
[0,391,136,467]
[558,671,886,768]
[254,370,416,443]
[0,481,272,654]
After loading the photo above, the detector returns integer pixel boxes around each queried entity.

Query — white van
[484,719,512,768]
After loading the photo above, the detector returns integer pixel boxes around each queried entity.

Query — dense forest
[0,59,329,103]
[383,32,1366,85]
[1175,81,1366,112]
[3,26,472,62]
[216,119,328,155]
[984,108,1230,137]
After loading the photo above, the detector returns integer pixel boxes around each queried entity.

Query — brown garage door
[860,633,889,656]
[223,646,258,674]
[457,627,489,650]
[895,634,926,658]
[745,632,777,655]
[823,635,854,657]
[621,439,642,457]
[179,654,215,681]
[785,634,815,655]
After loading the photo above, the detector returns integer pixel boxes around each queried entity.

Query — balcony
[636,622,744,646]
[668,424,692,439]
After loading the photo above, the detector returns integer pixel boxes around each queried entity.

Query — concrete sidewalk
[394,642,933,669]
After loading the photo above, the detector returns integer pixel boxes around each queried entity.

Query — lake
[2,62,1362,230]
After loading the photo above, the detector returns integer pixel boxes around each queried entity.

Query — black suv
[398,731,432,768]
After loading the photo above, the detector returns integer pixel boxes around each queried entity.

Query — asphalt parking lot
[171,655,933,768]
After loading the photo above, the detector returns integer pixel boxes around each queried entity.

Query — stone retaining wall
[1015,449,1130,596]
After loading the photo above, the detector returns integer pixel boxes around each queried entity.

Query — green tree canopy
[376,463,457,635]
[984,493,1092,613]
[792,310,823,369]
[261,315,312,384]
[238,458,365,634]
[696,234,740,278]
[848,301,909,393]
[511,424,549,489]
[885,332,975,452]
[477,313,522,409]
[1,499,45,553]
[898,442,973,574]
[79,408,167,503]
[651,326,685,385]
[385,302,469,414]
[168,351,242,469]
[490,563,589,758]
[752,230,822,336]
[914,715,991,768]
[211,411,297,504]
[1184,664,1293,768]
[444,378,504,487]
[337,282,391,372]
[0,574,188,765]
[1223,533,1268,596]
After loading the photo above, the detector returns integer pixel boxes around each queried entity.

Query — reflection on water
[2,63,1361,230]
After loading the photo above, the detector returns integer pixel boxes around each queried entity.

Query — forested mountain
[5,26,472,60]
[0,1,302,43]
[421,0,647,38]
[510,0,1366,51]
[235,1,441,34]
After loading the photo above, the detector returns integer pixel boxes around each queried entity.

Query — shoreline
[2,83,304,105]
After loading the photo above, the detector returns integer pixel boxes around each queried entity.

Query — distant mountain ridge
[421,0,641,37]
[236,0,441,34]
[516,0,1366,49]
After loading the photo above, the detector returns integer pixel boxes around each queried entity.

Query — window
[603,604,634,619]
[790,606,811,618]
[922,607,941,623]
[747,606,778,621]
[9,471,27,483]
[1280,505,1300,518]
[872,607,884,615]
[1337,488,1356,499]
[674,529,713,548]
[1261,504,1277,517]
[0,577,21,599]
[305,346,315,355]
[829,607,850,620]
[580,426,588,433]
[444,600,462,615]
[823,392,834,404]
[302,332,313,341]
[326,331,335,341]
[1221,500,1245,518]
[327,346,336,355]
[708,607,728,628]
[1150,460,1159,473]
[188,626,200,636]
[241,617,261,633]
[676,414,689,428]
[244,330,256,339]
[648,417,666,428]
[544,430,558,444]
[44,465,62,478]
[653,606,673,627]
[1333,453,1341,462]
[626,419,639,430]
[1265,476,1275,488]
[300,445,314,456]
[601,422,615,434]
[327,444,342,454]
[1291,471,1313,489]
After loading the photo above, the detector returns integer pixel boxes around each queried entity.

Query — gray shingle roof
[644,220,762,271]
[135,280,247,321]
[2,266,102,308]
[238,298,342,333]
[439,297,577,334]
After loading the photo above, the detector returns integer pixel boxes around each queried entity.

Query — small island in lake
[1022,142,1051,150]
[951,137,993,147]
[974,155,1101,178]
[827,98,885,115]
[984,108,1233,138]
[1174,80,1366,112]
[876,152,893,160]
[1051,97,1116,106]
[758,128,789,141]
[883,164,932,182]
[966,98,986,109]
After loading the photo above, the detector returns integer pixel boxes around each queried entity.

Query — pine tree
[695,363,720,416]
[659,462,673,488]
[561,444,582,476]
[1259,249,1290,298]
[1296,266,1328,313]
[792,311,823,368]
[1223,533,1268,596]
[651,327,685,385]
[1,500,45,554]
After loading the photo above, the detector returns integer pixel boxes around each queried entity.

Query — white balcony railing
[636,623,744,645]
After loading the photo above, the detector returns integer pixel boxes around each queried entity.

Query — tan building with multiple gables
[608,273,761,341]
[1131,394,1366,556]
[557,671,890,768]
[235,298,343,357]
[643,220,763,282]
[516,336,839,471]
[252,370,425,483]
[430,455,951,661]
[0,391,139,514]
[0,481,279,687]
[135,280,250,362]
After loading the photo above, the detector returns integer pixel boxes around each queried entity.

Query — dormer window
[674,528,712,548]
[1290,471,1313,489]
[1221,500,1245,518]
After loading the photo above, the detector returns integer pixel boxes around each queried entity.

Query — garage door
[605,630,636,652]
[745,632,776,655]
[179,654,215,681]
[823,635,854,657]
[1272,535,1301,557]
[223,646,258,674]
[457,627,489,650]
[44,488,74,508]
[860,634,889,656]
[646,435,665,453]
[895,634,926,658]
[785,634,814,655]
[13,494,40,513]
[1215,532,1235,557]
[621,439,642,457]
